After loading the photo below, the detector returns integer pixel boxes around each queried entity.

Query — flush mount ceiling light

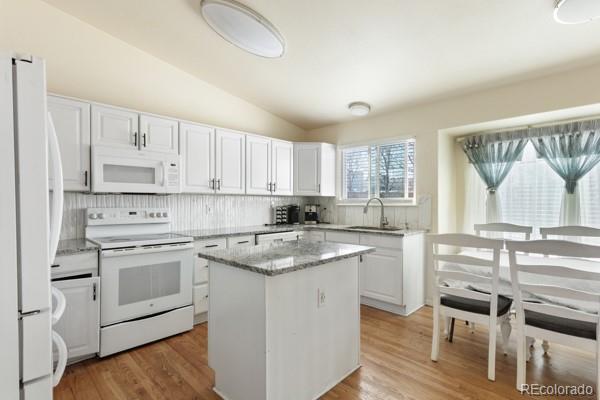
[554,0,600,24]
[348,102,371,117]
[200,0,285,58]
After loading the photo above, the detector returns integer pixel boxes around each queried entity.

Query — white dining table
[440,249,600,313]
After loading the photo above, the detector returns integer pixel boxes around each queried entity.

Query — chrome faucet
[363,197,388,229]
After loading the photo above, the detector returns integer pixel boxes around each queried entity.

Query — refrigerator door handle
[51,330,67,387]
[51,286,66,325]
[47,112,63,265]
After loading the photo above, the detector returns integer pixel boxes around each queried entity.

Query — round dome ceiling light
[554,0,600,24]
[348,102,371,117]
[200,0,285,58]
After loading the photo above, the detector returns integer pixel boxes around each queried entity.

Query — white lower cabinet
[193,238,227,324]
[52,277,100,362]
[324,230,425,316]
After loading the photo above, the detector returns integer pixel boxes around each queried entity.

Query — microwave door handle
[162,161,167,187]
[47,113,64,265]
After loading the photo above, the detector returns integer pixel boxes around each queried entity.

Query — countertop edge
[200,246,375,276]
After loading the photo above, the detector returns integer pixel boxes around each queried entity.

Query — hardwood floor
[54,305,596,400]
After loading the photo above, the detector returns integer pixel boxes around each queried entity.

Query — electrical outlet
[317,288,326,308]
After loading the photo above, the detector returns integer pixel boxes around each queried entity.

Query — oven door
[92,145,179,193]
[100,243,193,326]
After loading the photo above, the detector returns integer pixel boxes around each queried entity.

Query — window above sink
[340,139,416,205]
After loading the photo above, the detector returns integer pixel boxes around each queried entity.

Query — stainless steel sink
[347,225,404,231]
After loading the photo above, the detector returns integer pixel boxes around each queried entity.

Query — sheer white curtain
[580,166,600,228]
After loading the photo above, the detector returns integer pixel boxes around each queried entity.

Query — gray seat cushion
[525,310,597,340]
[440,293,512,316]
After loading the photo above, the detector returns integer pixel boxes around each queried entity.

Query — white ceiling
[43,0,600,129]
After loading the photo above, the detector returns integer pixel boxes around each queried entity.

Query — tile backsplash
[311,195,432,230]
[61,193,308,240]
[60,193,432,240]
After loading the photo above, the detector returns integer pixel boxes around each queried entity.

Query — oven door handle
[101,243,194,257]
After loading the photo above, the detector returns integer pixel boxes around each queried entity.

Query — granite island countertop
[197,240,375,276]
[57,238,98,256]
[174,224,425,241]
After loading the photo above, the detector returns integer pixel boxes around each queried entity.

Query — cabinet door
[180,122,215,193]
[91,104,138,149]
[359,247,403,305]
[294,144,320,195]
[47,96,91,191]
[139,114,178,154]
[52,277,100,360]
[215,129,245,194]
[272,140,293,196]
[246,135,271,195]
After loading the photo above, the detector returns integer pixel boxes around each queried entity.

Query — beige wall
[0,0,304,141]
[307,61,600,235]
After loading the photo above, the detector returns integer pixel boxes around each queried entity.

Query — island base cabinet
[208,259,360,400]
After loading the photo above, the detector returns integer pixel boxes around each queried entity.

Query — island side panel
[208,261,267,400]
[265,257,360,400]
[402,233,425,315]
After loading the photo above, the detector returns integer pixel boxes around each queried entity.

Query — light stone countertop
[197,240,375,276]
[56,238,98,256]
[174,224,425,241]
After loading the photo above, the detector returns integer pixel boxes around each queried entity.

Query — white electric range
[86,208,194,357]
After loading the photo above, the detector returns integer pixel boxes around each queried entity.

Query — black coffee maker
[304,204,320,224]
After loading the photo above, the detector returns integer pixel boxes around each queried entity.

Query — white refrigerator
[0,54,66,399]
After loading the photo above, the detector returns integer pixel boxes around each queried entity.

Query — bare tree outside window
[343,140,415,201]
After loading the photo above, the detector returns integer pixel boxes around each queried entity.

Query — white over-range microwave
[92,145,180,193]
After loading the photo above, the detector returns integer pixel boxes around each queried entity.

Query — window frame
[338,137,417,206]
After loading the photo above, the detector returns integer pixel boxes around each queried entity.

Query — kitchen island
[198,240,375,400]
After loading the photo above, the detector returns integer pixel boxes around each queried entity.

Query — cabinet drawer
[359,233,403,249]
[325,231,360,244]
[194,257,209,285]
[193,284,209,314]
[52,251,98,279]
[194,238,227,252]
[227,235,255,248]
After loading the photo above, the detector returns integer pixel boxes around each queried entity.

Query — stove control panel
[86,208,171,226]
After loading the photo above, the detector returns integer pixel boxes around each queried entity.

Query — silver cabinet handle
[133,132,138,147]
[318,183,321,193]
[84,170,88,187]
[210,178,214,189]
[142,133,147,147]
[268,182,272,192]
[217,179,221,190]
[273,182,277,192]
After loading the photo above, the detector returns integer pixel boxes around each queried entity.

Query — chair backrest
[430,234,504,317]
[474,223,533,240]
[540,225,600,240]
[506,240,600,328]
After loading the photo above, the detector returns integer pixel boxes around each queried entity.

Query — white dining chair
[507,239,600,397]
[475,223,533,240]
[430,233,511,381]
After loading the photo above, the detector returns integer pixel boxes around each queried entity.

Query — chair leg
[526,337,535,361]
[542,340,549,354]
[488,319,497,381]
[431,302,440,362]
[500,316,511,355]
[516,329,526,391]
[448,318,455,343]
[443,316,450,338]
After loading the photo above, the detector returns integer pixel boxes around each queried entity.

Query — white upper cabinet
[246,135,272,195]
[215,129,246,194]
[91,104,138,150]
[139,114,178,154]
[271,140,294,196]
[180,122,215,193]
[47,95,91,191]
[294,143,336,196]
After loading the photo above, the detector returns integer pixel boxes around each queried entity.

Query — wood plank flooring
[54,306,596,399]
